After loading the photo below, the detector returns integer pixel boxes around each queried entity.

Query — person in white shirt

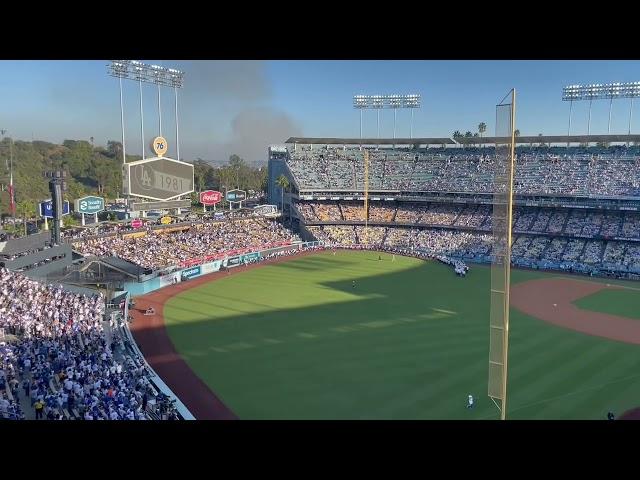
[467,394,474,409]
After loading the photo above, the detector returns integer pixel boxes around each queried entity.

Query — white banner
[201,260,222,275]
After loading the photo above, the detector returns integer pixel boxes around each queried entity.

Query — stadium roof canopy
[455,134,640,145]
[286,134,640,146]
[285,137,456,145]
[0,232,51,255]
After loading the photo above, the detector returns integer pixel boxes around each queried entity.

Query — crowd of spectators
[297,202,640,241]
[0,267,177,420]
[309,223,640,276]
[287,146,640,197]
[72,218,300,270]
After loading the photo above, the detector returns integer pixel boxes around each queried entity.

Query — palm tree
[90,136,94,146]
[275,174,290,223]
[514,129,520,137]
[478,122,487,138]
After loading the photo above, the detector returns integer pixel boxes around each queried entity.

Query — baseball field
[132,250,640,420]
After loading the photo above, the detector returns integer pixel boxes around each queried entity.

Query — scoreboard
[124,157,194,201]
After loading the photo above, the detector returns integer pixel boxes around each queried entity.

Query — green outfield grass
[162,251,640,419]
[573,288,640,320]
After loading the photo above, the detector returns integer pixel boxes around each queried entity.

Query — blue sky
[1,60,639,162]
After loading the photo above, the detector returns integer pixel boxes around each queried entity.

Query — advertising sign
[159,272,181,287]
[160,216,172,225]
[131,219,143,228]
[39,200,70,218]
[253,204,278,217]
[74,196,105,215]
[241,252,261,264]
[225,189,247,203]
[200,190,223,206]
[224,256,242,268]
[180,266,202,281]
[130,199,191,211]
[201,260,222,275]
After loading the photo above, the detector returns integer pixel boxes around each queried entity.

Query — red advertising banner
[200,190,222,206]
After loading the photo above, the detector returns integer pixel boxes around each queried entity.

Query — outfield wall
[123,241,324,297]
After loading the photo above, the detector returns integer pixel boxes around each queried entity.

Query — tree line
[0,137,267,221]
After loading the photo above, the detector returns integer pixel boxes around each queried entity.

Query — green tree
[478,122,487,138]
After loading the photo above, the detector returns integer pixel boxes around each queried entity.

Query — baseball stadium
[2,62,640,421]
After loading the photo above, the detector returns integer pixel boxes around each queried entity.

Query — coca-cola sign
[200,190,222,206]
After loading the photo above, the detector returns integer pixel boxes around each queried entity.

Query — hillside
[0,138,266,216]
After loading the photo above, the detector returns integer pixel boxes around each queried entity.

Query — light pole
[108,60,185,214]
[108,60,185,160]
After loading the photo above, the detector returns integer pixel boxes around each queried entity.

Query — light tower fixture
[353,93,422,144]
[562,82,640,138]
[108,60,185,163]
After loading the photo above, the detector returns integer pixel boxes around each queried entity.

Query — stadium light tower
[562,82,640,139]
[353,94,422,144]
[108,60,185,162]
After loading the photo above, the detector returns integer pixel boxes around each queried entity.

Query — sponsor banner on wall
[180,266,202,281]
[227,256,242,267]
[240,252,261,263]
[201,260,222,275]
[159,272,181,288]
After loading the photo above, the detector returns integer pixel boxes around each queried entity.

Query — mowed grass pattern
[163,251,640,419]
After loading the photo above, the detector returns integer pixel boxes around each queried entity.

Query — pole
[82,213,85,226]
[359,109,363,147]
[94,212,98,224]
[9,138,14,218]
[501,87,517,421]
[587,99,593,136]
[393,108,397,139]
[174,86,180,161]
[157,83,162,137]
[119,76,126,166]
[628,97,634,138]
[376,109,380,149]
[410,108,414,139]
[567,100,573,147]
[44,215,48,231]
[608,96,613,134]
[139,79,145,160]
[364,150,369,246]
